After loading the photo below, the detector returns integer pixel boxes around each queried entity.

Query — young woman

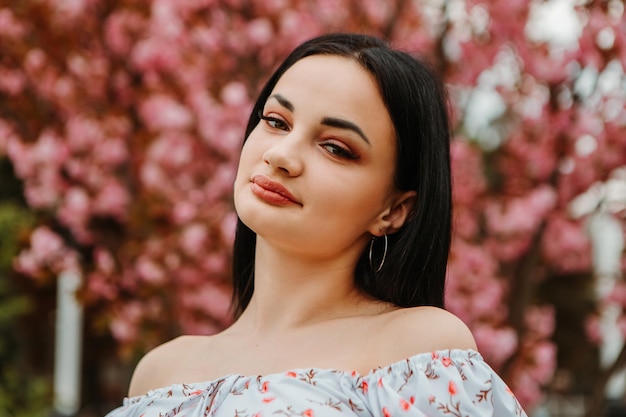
[106,33,527,416]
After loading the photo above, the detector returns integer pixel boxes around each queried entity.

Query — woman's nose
[262,136,304,176]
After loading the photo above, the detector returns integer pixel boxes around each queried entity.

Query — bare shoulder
[128,335,208,397]
[380,306,477,357]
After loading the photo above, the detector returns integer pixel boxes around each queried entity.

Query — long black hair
[231,33,452,316]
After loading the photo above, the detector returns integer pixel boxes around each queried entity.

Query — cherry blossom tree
[0,0,624,412]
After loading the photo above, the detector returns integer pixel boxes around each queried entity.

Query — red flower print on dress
[448,380,457,396]
[361,380,369,393]
[400,399,410,411]
[106,350,527,417]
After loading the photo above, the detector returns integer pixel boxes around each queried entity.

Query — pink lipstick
[250,175,301,206]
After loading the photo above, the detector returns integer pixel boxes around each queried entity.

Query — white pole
[588,211,625,399]
[53,270,83,416]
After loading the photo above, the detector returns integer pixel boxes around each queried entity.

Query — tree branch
[585,342,626,417]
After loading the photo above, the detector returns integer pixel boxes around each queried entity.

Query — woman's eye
[259,113,289,131]
[321,142,359,160]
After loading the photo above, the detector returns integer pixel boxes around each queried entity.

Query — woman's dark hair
[231,33,452,316]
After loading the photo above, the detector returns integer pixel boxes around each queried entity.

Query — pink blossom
[135,256,165,284]
[49,0,92,20]
[104,10,146,56]
[94,137,128,166]
[86,271,118,300]
[65,115,104,152]
[0,68,26,96]
[541,215,591,273]
[246,18,274,46]
[278,11,321,46]
[205,123,245,155]
[34,129,69,166]
[147,133,193,168]
[140,162,168,190]
[607,282,626,305]
[473,325,517,368]
[583,312,609,345]
[176,265,204,286]
[528,342,557,384]
[151,0,184,39]
[131,38,182,72]
[14,250,39,277]
[178,282,232,323]
[23,167,65,208]
[0,8,27,38]
[14,226,80,277]
[205,162,236,200]
[362,0,391,26]
[110,314,138,344]
[58,187,91,231]
[485,235,532,262]
[92,180,129,220]
[511,371,542,410]
[220,82,249,107]
[451,139,486,205]
[6,137,34,177]
[172,201,197,224]
[525,306,556,339]
[201,253,227,274]
[140,94,193,131]
[30,226,65,261]
[486,186,557,237]
[453,207,479,240]
[220,212,238,245]
[24,48,47,73]
[93,247,116,275]
[53,76,76,101]
[180,223,208,257]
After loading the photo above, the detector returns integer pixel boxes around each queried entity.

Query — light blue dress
[105,349,527,417]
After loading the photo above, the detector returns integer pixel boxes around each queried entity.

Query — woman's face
[234,54,401,259]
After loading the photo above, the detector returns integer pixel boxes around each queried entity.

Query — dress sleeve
[359,350,527,417]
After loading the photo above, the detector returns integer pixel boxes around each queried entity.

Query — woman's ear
[370,191,417,235]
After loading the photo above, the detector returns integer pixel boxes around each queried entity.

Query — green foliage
[0,365,51,417]
[0,164,52,416]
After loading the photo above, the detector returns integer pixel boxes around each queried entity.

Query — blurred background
[0,0,624,416]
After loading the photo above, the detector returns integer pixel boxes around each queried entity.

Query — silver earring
[369,233,388,273]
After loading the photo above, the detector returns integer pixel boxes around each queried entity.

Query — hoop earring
[369,233,388,273]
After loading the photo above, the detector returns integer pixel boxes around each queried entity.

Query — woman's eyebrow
[267,93,370,145]
[268,94,294,112]
[321,117,371,145]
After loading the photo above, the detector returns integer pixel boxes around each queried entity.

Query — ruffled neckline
[131,348,483,401]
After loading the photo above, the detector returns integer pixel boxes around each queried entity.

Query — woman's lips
[250,175,301,206]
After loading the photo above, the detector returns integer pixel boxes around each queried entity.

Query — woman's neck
[231,236,375,336]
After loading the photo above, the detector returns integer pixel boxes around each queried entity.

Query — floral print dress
[105,349,527,417]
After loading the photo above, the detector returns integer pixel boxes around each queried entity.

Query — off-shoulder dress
[105,349,527,417]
